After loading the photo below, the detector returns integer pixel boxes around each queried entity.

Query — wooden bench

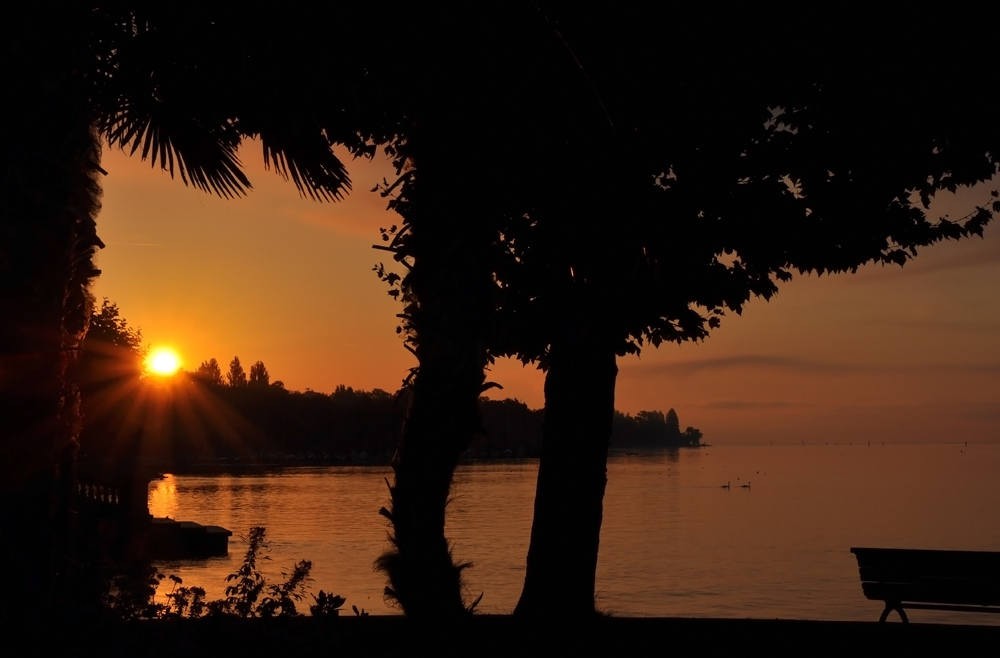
[850,547,1000,623]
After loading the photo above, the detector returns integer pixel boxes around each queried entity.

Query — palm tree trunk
[1,83,104,620]
[514,330,618,618]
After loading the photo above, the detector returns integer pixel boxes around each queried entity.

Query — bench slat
[861,582,1000,607]
[852,547,1000,569]
[858,567,1000,582]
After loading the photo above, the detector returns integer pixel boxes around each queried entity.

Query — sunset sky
[92,143,1000,446]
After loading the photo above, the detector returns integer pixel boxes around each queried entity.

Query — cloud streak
[704,400,796,410]
[870,318,1000,334]
[623,354,1000,378]
[626,355,859,377]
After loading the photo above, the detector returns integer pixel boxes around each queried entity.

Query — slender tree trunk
[514,331,618,618]
[376,120,495,617]
[0,79,104,621]
[379,338,486,617]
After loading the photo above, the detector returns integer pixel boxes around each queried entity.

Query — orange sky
[92,142,1000,445]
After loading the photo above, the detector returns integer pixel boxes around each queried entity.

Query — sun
[147,348,181,376]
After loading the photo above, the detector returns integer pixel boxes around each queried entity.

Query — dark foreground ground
[41,615,1000,657]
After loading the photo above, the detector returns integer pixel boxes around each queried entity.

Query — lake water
[147,443,1000,623]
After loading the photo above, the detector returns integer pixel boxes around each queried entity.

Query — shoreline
[42,615,1000,656]
[145,446,706,475]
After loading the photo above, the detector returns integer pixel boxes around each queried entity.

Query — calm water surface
[148,443,1000,623]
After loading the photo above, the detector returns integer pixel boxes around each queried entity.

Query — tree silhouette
[77,300,147,467]
[85,299,145,356]
[370,7,569,617]
[227,357,248,389]
[368,6,1000,618]
[195,358,224,387]
[249,361,270,387]
[493,8,1000,617]
[664,410,680,438]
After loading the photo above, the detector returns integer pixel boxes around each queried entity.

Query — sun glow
[147,348,181,376]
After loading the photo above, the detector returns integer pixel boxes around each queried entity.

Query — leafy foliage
[80,298,147,385]
[217,526,315,618]
[103,566,166,621]
[86,7,378,201]
[257,560,313,618]
[86,298,145,354]
[162,575,208,618]
[310,590,346,617]
[371,9,1000,371]
[103,527,336,620]
[222,526,269,617]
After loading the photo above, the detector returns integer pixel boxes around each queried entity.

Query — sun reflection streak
[147,474,179,519]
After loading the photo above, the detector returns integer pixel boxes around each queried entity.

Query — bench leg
[878,603,908,624]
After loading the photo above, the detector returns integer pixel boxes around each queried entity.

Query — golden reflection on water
[147,475,179,519]
[147,444,1000,623]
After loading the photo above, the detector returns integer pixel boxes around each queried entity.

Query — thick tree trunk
[514,332,618,618]
[0,81,104,621]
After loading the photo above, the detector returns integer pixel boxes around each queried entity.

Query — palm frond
[257,128,351,202]
[101,104,251,198]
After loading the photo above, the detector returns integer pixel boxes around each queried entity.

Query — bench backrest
[850,547,1000,606]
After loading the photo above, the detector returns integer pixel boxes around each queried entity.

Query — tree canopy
[249,361,270,387]
[479,9,999,367]
[195,358,224,386]
[85,299,144,354]
[78,298,148,396]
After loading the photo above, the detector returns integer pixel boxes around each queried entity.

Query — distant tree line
[78,321,700,469]
[477,401,703,455]
[191,356,283,390]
